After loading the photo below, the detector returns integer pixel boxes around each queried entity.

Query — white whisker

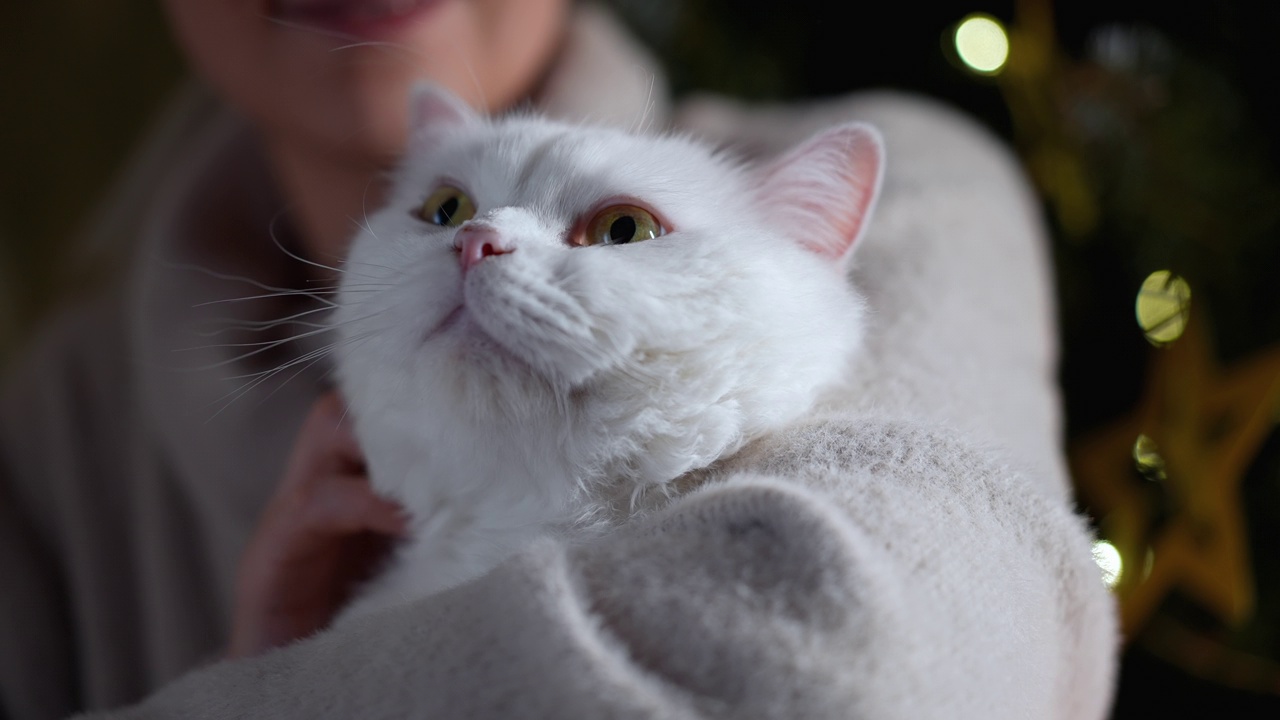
[158,259,340,295]
[267,208,352,278]
[176,324,338,353]
[219,342,338,384]
[250,353,331,411]
[207,322,384,421]
[342,257,404,275]
[193,319,331,338]
[202,305,334,329]
[203,321,377,418]
[328,40,424,61]
[193,291,339,309]
[261,13,363,43]
[180,335,320,371]
[205,343,337,421]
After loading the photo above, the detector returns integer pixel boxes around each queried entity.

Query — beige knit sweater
[0,7,1116,719]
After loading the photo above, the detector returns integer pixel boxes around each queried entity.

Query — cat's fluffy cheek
[562,239,721,350]
[587,237,863,486]
[333,232,470,442]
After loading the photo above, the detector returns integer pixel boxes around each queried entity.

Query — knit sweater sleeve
[80,420,1114,720]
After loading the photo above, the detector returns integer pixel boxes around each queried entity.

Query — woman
[0,2,1116,718]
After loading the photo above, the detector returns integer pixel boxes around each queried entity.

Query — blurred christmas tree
[973,0,1280,698]
[995,1,1280,711]
[612,0,1280,714]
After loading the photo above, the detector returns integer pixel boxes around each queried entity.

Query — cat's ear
[756,123,884,264]
[408,82,480,135]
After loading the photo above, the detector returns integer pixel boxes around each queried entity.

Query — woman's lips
[267,0,444,39]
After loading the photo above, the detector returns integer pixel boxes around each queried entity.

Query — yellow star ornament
[1070,311,1280,637]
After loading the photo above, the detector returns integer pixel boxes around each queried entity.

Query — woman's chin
[266,0,450,41]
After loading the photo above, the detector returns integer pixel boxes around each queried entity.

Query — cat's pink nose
[455,225,511,272]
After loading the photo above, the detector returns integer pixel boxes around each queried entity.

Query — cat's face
[334,85,883,494]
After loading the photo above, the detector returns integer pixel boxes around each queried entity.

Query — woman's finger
[307,476,410,537]
[281,392,366,490]
[310,392,365,466]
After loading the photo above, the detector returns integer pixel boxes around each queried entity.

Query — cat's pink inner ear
[759,123,885,263]
[409,82,480,133]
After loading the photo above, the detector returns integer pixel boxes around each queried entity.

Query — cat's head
[334,84,883,491]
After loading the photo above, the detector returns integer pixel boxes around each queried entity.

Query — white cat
[332,84,884,620]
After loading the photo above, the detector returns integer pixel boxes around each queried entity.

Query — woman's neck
[264,135,388,283]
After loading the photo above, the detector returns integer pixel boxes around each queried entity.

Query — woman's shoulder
[3,286,135,413]
[671,89,1025,181]
[0,286,139,517]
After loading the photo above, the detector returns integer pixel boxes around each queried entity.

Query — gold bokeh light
[1135,270,1192,346]
[954,14,1010,75]
[1093,540,1123,589]
[1132,433,1167,482]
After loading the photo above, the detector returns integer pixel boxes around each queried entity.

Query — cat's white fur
[332,85,884,619]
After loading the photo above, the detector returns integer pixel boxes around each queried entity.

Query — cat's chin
[425,310,552,386]
[423,305,465,342]
[425,304,609,390]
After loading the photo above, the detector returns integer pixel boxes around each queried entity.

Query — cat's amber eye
[582,205,663,246]
[418,186,476,227]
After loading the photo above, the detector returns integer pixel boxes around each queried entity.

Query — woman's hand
[227,392,407,659]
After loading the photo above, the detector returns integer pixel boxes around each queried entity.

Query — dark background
[2,0,1278,715]
[624,2,1280,716]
